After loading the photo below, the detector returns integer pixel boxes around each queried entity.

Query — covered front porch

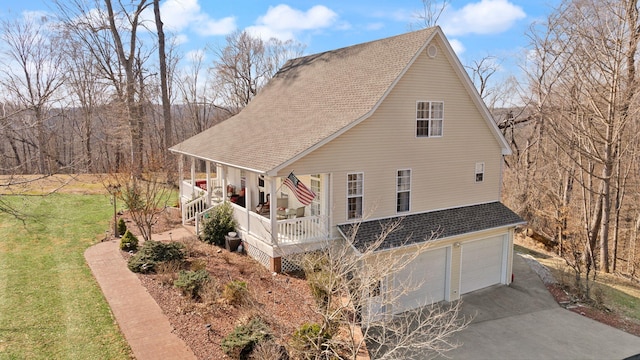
[177,155,331,265]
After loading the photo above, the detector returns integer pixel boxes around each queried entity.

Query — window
[397,169,411,212]
[347,173,363,220]
[416,101,443,137]
[475,162,485,182]
[370,280,381,297]
[310,174,321,216]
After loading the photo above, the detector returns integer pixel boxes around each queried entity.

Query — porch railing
[180,178,222,201]
[277,216,324,244]
[228,202,325,245]
[194,205,218,236]
[182,196,208,224]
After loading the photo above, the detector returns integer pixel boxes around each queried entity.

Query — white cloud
[185,49,205,62]
[159,0,201,31]
[441,0,525,36]
[245,4,338,42]
[173,34,189,45]
[257,4,337,31]
[244,25,294,42]
[449,39,466,55]
[194,16,237,36]
[143,0,236,40]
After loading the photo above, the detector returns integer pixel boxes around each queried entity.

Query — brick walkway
[84,227,197,360]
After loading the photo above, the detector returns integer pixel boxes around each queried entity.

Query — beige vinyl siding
[281,37,503,227]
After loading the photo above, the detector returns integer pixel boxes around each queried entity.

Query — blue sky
[1,0,558,79]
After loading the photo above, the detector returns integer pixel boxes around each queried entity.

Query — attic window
[416,101,443,137]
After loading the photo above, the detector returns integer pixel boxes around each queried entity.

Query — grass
[0,193,131,359]
[521,244,640,324]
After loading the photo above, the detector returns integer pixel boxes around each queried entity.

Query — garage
[460,235,506,294]
[392,246,449,313]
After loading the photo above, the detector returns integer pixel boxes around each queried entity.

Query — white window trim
[475,162,485,183]
[396,168,411,213]
[416,100,444,138]
[347,172,364,220]
[310,174,321,216]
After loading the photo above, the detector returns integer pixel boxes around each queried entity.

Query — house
[169,26,524,316]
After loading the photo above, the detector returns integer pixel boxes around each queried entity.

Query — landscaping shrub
[119,230,139,251]
[201,201,237,247]
[174,269,211,299]
[222,280,249,305]
[155,260,183,287]
[289,322,332,359]
[117,218,127,236]
[221,317,270,359]
[127,240,185,273]
[190,258,208,271]
[306,270,332,309]
[250,340,289,360]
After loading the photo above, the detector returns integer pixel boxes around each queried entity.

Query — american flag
[283,172,316,206]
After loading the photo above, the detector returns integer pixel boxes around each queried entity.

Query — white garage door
[460,235,506,294]
[393,247,448,313]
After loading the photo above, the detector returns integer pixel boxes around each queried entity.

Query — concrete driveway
[439,254,640,359]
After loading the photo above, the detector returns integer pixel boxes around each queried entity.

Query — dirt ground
[119,209,320,359]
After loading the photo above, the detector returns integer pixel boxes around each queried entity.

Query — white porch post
[323,173,331,235]
[269,177,278,244]
[246,173,254,231]
[221,166,228,202]
[178,154,184,198]
[205,161,212,206]
[179,155,185,225]
[190,158,196,199]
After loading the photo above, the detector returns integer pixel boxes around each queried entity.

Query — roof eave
[169,147,268,175]
[435,28,512,156]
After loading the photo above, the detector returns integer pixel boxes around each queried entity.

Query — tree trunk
[153,0,175,183]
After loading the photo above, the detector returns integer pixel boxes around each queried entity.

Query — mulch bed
[117,209,321,359]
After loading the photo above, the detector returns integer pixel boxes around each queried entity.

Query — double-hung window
[416,101,443,137]
[397,169,411,213]
[347,173,363,220]
[475,162,485,182]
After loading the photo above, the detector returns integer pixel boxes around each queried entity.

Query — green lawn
[0,193,131,359]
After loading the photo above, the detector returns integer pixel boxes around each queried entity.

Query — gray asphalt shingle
[338,202,525,252]
[169,27,437,173]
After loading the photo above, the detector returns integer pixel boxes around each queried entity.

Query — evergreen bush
[117,218,127,236]
[222,280,248,305]
[201,202,237,247]
[221,317,270,359]
[289,322,332,359]
[174,269,210,299]
[119,230,139,251]
[127,240,185,273]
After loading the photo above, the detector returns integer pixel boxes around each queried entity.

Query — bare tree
[0,14,66,174]
[506,0,640,295]
[103,160,172,241]
[176,50,220,138]
[211,31,305,115]
[152,0,172,151]
[291,218,468,359]
[414,0,450,28]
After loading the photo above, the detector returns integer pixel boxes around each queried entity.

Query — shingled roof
[170,27,438,174]
[337,202,525,253]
